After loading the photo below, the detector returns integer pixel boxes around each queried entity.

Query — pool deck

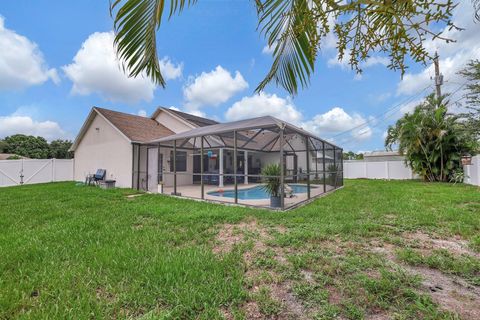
[162,183,335,209]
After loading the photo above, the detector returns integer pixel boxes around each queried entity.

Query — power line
[339,81,471,148]
[331,85,432,140]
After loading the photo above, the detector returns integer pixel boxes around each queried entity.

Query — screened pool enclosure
[132,116,343,210]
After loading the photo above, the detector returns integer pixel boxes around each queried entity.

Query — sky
[0,0,478,152]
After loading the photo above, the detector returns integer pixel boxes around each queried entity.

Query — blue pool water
[208,184,312,200]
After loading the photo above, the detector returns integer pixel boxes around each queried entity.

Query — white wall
[344,160,414,180]
[0,159,74,187]
[74,113,133,188]
[154,110,194,133]
[464,155,480,186]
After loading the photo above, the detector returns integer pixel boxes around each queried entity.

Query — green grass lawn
[0,180,479,319]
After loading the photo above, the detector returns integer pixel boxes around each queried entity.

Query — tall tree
[0,139,8,153]
[3,135,50,159]
[458,59,480,137]
[49,140,73,159]
[110,0,465,95]
[343,151,364,160]
[385,94,478,182]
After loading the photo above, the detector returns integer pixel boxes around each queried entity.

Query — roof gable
[95,107,173,142]
[70,107,174,151]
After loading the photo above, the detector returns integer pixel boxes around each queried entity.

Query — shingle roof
[0,153,29,160]
[95,107,174,142]
[164,108,219,127]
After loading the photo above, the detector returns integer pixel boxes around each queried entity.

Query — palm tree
[110,0,465,95]
[385,94,478,182]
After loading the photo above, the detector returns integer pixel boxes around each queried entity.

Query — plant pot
[270,196,281,208]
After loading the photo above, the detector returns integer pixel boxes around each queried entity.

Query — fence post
[20,158,24,185]
[385,161,389,180]
[364,162,368,178]
[51,158,56,182]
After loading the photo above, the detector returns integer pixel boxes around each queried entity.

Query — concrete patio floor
[161,183,336,209]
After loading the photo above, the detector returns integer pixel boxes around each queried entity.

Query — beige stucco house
[72,106,343,209]
[71,107,217,189]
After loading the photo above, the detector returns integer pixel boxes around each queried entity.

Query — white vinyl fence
[464,155,480,186]
[344,160,414,180]
[0,159,74,187]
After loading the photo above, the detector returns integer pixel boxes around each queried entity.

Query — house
[71,107,217,188]
[0,154,29,160]
[72,106,343,209]
[363,151,405,162]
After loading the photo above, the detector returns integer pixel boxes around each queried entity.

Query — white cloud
[226,92,372,142]
[399,98,423,115]
[226,92,303,124]
[159,57,183,80]
[373,92,392,103]
[327,55,349,69]
[321,28,338,50]
[166,106,206,117]
[397,0,480,96]
[185,109,207,117]
[63,31,156,104]
[137,109,147,117]
[183,65,248,110]
[0,112,66,140]
[0,16,58,90]
[328,54,389,70]
[302,107,372,141]
[363,56,390,68]
[262,43,276,55]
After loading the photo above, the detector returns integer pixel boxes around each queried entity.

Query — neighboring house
[0,154,29,160]
[363,151,405,162]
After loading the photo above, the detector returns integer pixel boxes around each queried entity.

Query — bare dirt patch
[270,282,309,320]
[219,307,234,320]
[214,219,271,255]
[213,223,246,254]
[215,219,309,319]
[404,231,479,258]
[243,301,263,319]
[411,265,480,320]
[365,312,392,320]
[326,285,343,305]
[371,242,480,320]
[275,225,288,234]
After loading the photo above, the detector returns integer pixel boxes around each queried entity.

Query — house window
[170,151,187,172]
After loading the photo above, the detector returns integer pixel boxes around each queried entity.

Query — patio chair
[85,169,106,186]
[203,170,219,185]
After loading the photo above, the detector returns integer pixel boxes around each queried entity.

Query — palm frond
[255,0,318,95]
[110,0,196,87]
[474,0,480,21]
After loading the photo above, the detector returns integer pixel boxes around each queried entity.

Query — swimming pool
[207,184,313,200]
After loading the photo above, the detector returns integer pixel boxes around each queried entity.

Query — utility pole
[433,52,443,100]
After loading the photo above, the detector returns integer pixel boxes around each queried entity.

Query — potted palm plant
[261,163,282,208]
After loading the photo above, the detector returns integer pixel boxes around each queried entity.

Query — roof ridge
[161,107,219,123]
[94,106,158,122]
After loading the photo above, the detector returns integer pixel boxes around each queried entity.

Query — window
[170,151,187,172]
